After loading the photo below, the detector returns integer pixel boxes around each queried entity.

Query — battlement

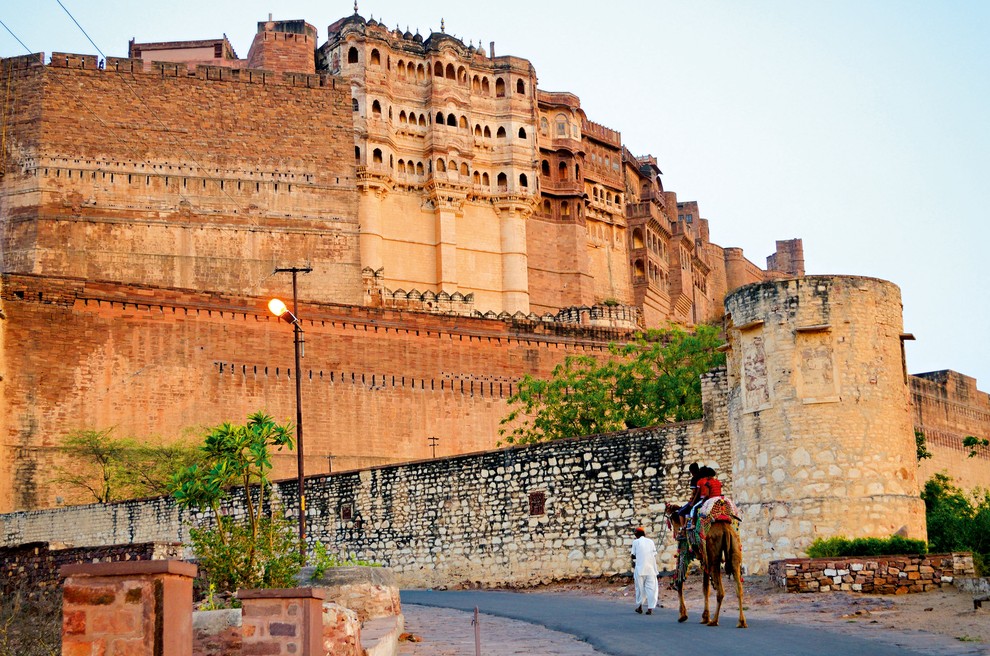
[2,53,337,90]
[581,119,621,147]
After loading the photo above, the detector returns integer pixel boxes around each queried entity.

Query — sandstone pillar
[723,276,926,573]
[237,587,326,656]
[357,174,389,275]
[494,199,532,314]
[61,560,197,656]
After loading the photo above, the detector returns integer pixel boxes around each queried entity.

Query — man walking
[630,526,659,615]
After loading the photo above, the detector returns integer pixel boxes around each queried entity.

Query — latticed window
[529,491,546,516]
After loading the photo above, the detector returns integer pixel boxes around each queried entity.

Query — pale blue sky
[3,1,988,387]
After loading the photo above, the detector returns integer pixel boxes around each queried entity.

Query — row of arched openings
[357,99,529,139]
[363,148,530,190]
[347,46,528,97]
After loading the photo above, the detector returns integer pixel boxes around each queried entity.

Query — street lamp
[269,266,312,559]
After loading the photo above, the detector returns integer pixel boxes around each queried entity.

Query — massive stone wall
[0,53,361,304]
[0,413,731,587]
[724,276,927,571]
[0,273,625,512]
[913,370,990,492]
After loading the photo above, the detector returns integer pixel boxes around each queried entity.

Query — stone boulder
[300,566,401,622]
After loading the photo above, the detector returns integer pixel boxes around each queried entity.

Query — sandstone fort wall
[0,273,627,512]
[0,413,731,587]
[0,54,362,303]
[725,276,928,570]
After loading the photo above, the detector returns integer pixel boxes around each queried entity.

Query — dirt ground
[529,573,990,647]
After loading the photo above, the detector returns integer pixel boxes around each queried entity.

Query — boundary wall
[0,415,731,588]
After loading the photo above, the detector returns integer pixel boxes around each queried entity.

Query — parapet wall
[0,422,730,587]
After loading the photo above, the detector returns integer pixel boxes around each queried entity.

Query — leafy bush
[309,542,381,580]
[806,535,927,559]
[173,411,303,594]
[922,472,990,575]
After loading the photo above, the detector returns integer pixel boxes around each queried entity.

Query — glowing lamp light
[268,298,288,317]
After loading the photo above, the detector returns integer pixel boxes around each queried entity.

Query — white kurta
[630,535,659,610]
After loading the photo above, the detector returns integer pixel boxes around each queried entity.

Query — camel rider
[677,462,703,520]
[684,465,719,527]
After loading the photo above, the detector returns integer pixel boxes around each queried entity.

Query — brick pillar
[61,560,197,656]
[237,587,326,656]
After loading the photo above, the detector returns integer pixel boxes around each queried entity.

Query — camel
[662,502,747,628]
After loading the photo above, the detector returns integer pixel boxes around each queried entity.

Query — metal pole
[473,606,481,656]
[274,266,312,561]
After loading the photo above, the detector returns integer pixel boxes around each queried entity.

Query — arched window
[482,172,490,185]
[472,75,481,91]
[460,162,469,176]
[519,173,528,188]
[561,201,570,216]
[558,161,568,180]
[540,117,549,135]
[446,113,457,127]
[348,47,359,64]
[555,115,567,136]
[542,200,551,215]
[516,79,525,94]
[482,77,490,94]
[436,112,445,125]
[449,160,458,173]
[496,126,506,138]
[445,63,456,79]
[399,110,407,124]
[635,259,645,279]
[483,126,491,138]
[497,172,508,191]
[416,162,424,175]
[473,171,481,185]
[518,127,527,139]
[541,160,550,176]
[632,229,644,249]
[459,115,468,129]
[575,163,580,179]
[474,124,482,137]
[457,66,467,84]
[495,78,505,97]
[406,161,415,175]
[351,98,359,112]
[372,100,382,117]
[370,49,381,65]
[398,60,406,78]
[397,158,405,172]
[418,114,427,127]
[373,148,383,164]
[354,146,361,162]
[417,64,426,81]
[436,158,447,172]
[434,61,443,76]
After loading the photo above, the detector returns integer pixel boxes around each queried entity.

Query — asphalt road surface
[402,589,987,656]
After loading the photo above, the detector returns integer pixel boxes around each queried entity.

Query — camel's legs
[677,583,688,623]
[734,565,748,628]
[708,566,724,626]
[700,570,711,624]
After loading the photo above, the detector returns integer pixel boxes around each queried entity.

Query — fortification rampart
[914,370,990,491]
[0,54,360,302]
[0,273,630,512]
[0,417,731,587]
[725,276,927,572]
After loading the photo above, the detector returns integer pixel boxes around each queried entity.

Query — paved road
[402,590,987,656]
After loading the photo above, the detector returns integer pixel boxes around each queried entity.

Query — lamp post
[269,266,312,559]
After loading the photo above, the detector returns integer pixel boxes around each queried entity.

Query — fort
[0,11,987,575]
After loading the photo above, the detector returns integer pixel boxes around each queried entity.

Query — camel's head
[663,502,687,533]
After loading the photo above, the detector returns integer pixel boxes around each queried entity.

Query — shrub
[805,535,927,559]
[0,585,60,656]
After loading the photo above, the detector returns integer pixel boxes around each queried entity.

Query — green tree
[922,472,990,575]
[499,324,725,445]
[172,410,302,593]
[52,429,202,504]
[963,435,989,458]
